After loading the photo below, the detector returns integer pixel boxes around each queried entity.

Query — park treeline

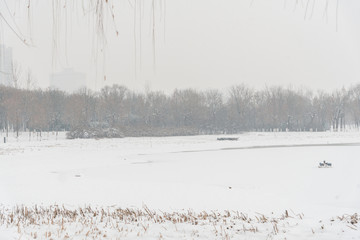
[0,83,359,137]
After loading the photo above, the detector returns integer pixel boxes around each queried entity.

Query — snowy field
[0,132,359,239]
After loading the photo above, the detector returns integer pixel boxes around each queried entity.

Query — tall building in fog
[50,68,86,93]
[0,45,13,86]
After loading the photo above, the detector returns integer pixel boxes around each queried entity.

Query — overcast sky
[1,0,360,93]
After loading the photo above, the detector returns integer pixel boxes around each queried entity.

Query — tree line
[0,83,359,137]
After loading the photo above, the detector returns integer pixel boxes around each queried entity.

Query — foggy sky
[1,0,360,93]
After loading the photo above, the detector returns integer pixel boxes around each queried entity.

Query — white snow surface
[0,131,359,239]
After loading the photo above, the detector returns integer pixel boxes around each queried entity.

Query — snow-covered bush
[66,126,124,139]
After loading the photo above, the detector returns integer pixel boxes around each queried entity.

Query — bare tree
[100,85,128,127]
[11,61,22,89]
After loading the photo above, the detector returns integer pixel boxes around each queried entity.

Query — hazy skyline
[1,0,360,93]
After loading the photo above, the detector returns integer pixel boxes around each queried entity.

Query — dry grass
[0,205,309,239]
[337,213,359,230]
[0,205,358,239]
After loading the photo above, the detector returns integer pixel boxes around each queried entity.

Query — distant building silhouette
[50,68,86,92]
[0,45,13,86]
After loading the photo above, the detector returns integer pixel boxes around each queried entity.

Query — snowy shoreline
[0,132,359,239]
[0,205,358,240]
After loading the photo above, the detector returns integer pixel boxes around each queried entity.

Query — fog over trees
[0,83,359,137]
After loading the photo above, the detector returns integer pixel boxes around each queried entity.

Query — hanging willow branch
[0,0,341,88]
[1,0,342,49]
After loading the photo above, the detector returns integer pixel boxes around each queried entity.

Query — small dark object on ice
[319,160,332,168]
[217,137,238,141]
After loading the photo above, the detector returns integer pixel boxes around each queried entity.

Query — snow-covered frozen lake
[0,132,359,239]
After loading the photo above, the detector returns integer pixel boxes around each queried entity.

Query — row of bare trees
[0,83,359,136]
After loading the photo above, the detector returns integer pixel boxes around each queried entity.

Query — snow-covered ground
[0,132,359,239]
